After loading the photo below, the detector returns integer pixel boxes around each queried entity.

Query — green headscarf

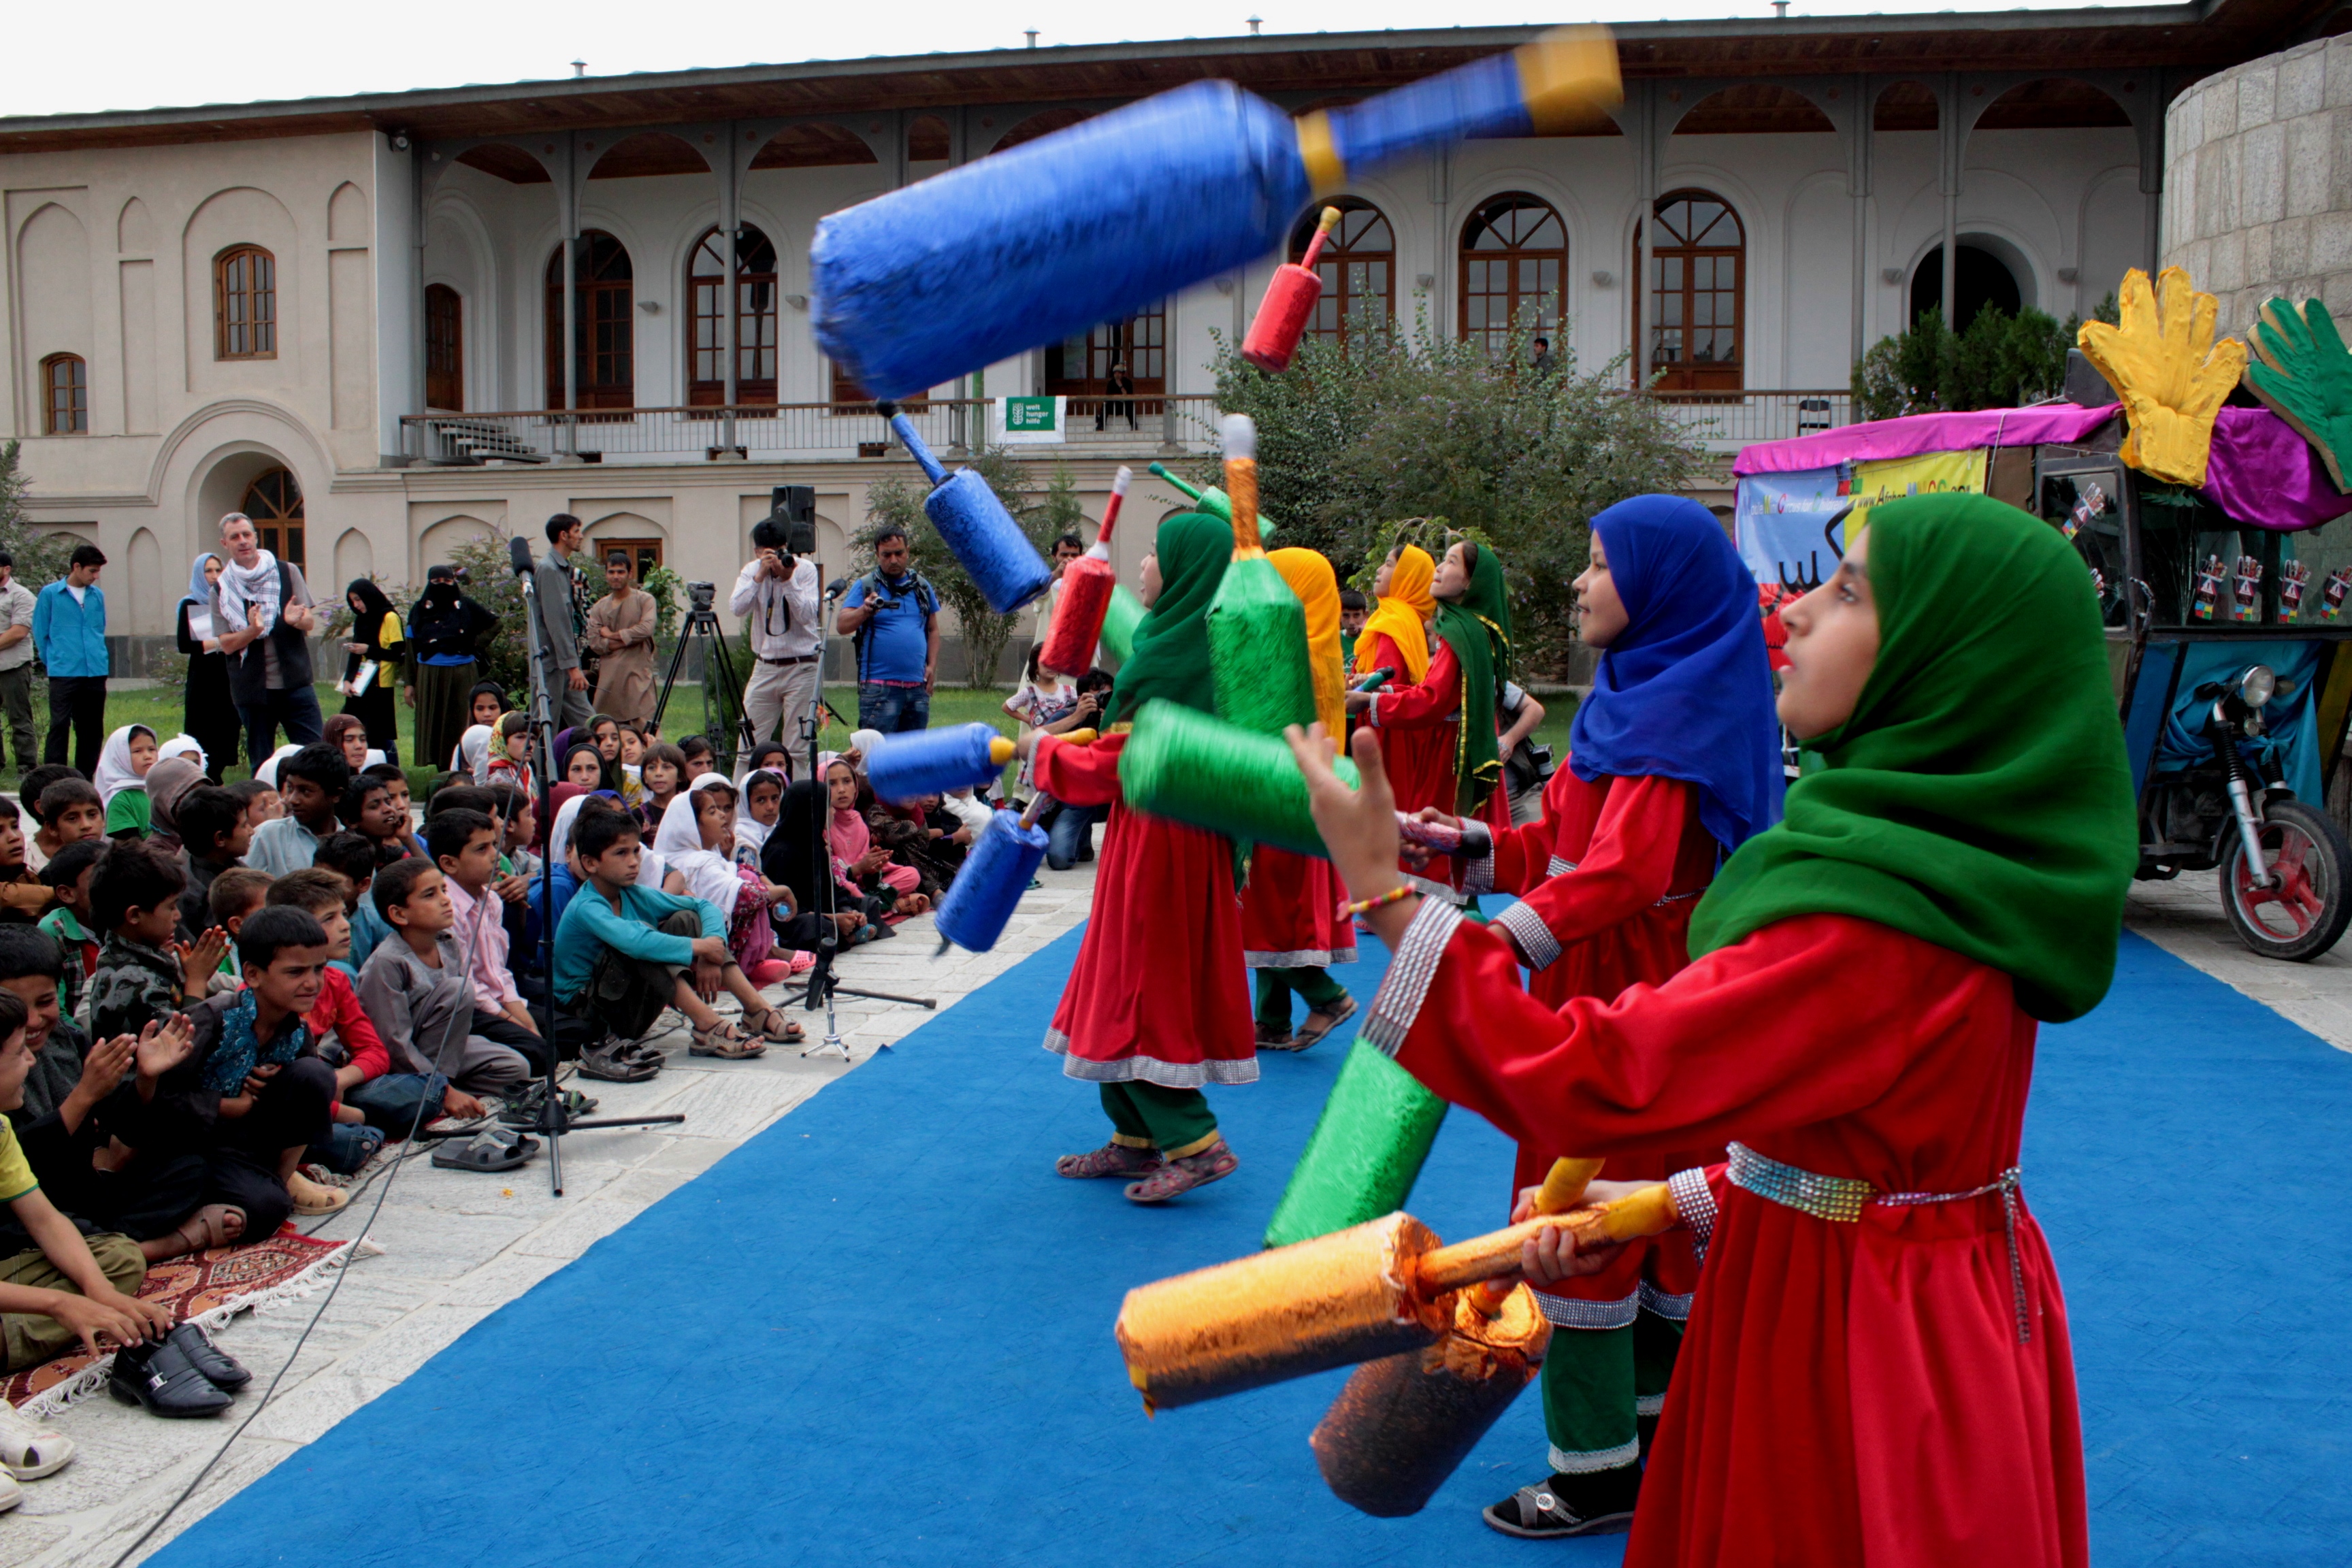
[1433,540,1514,815]
[1688,493,2136,1023]
[1105,512,1232,728]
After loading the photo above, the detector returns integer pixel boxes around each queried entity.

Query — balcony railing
[401,395,1224,467]
[1648,389,1855,451]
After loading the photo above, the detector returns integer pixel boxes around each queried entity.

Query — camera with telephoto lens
[687,580,717,615]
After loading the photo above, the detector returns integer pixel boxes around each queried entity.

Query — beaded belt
[1726,1141,2031,1344]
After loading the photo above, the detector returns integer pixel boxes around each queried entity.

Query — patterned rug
[4,1226,353,1416]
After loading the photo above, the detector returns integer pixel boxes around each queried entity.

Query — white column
[373,133,421,466]
[1940,74,1959,330]
[719,127,739,455]
[1849,76,1872,365]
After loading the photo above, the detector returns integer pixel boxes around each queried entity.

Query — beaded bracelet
[1338,884,1415,919]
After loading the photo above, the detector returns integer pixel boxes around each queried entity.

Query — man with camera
[732,517,821,753]
[835,528,941,736]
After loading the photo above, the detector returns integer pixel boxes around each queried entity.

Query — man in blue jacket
[31,546,107,775]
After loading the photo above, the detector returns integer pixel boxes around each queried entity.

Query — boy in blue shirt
[553,806,791,1066]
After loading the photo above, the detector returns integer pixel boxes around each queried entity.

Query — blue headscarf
[184,553,218,607]
[1567,495,1784,855]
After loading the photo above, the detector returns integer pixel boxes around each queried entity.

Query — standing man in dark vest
[213,512,323,770]
[536,514,595,731]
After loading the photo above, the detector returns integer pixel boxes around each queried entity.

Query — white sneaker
[0,1398,69,1480]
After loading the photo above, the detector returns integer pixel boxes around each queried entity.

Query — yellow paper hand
[2078,266,2248,487]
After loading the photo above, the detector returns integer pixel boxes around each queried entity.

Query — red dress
[1239,847,1356,968]
[1475,769,1720,1324]
[1375,906,2085,1568]
[1362,636,1514,892]
[1035,731,1256,1086]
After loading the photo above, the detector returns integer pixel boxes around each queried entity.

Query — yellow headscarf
[1271,548,1346,736]
[1353,544,1435,682]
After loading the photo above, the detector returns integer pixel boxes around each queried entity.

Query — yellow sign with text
[1847,448,1989,539]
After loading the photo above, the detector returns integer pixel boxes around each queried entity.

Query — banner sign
[994,395,1066,445]
[1735,464,1850,594]
[1847,447,1988,537]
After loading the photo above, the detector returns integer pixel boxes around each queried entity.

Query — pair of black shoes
[108,1325,251,1419]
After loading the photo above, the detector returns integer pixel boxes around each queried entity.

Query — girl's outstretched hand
[1283,723,1418,947]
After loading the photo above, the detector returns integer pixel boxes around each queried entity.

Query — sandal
[1482,1472,1639,1539]
[1056,1141,1164,1180]
[287,1171,348,1215]
[0,1400,74,1480]
[745,1007,805,1045]
[431,1126,538,1173]
[1124,1139,1239,1203]
[689,1019,766,1059]
[169,1203,246,1256]
[576,1042,661,1083]
[1292,994,1359,1049]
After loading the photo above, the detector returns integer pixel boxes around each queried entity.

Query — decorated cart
[1733,267,2352,960]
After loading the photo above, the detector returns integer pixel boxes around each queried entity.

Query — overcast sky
[9,0,2125,119]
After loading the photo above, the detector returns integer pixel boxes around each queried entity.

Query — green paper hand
[2245,295,2352,493]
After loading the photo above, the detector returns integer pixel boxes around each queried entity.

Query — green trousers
[0,1233,146,1371]
[1539,1308,1683,1473]
[1254,967,1348,1032]
[1099,1081,1220,1159]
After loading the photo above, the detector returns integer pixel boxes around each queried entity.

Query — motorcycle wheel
[2220,798,2352,961]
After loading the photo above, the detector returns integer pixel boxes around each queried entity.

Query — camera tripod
[653,591,758,774]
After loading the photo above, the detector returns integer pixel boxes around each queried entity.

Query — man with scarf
[1292,493,2134,1568]
[211,512,322,771]
[1018,512,1254,1203]
[1431,496,1784,1537]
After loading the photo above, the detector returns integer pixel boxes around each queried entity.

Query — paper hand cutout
[2077,266,2248,488]
[2244,295,2352,493]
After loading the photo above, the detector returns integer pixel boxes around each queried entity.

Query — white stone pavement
[5,864,1098,1568]
[2123,868,2352,1054]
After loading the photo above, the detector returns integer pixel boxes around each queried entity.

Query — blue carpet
[149,928,2352,1568]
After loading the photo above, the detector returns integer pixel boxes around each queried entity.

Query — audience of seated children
[262,870,385,1177]
[0,800,50,924]
[205,868,275,990]
[172,787,250,942]
[246,745,350,879]
[427,808,545,1073]
[554,807,787,1076]
[36,841,104,1026]
[352,856,523,1127]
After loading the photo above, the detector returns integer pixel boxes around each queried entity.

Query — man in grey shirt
[212,512,322,770]
[535,514,594,730]
[0,553,37,775]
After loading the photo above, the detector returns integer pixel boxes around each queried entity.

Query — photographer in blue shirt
[836,528,941,735]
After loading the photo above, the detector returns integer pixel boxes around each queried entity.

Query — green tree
[1852,305,2081,419]
[1207,301,1705,677]
[0,442,78,590]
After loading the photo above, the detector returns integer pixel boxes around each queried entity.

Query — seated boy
[427,808,545,1072]
[35,841,104,1026]
[359,764,423,862]
[172,786,250,941]
[246,745,350,879]
[86,842,224,1044]
[264,871,387,1175]
[0,987,175,1377]
[310,834,382,974]
[35,781,104,873]
[554,810,783,1073]
[225,778,278,837]
[351,858,522,1129]
[0,799,51,924]
[204,868,276,992]
[147,907,346,1226]
[16,766,80,875]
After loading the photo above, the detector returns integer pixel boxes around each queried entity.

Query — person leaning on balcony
[31,546,108,779]
[0,554,39,779]
[732,517,821,761]
[535,515,595,732]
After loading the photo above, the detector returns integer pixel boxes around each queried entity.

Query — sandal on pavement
[1482,1471,1639,1539]
[577,1042,661,1083]
[431,1127,538,1173]
[689,1019,766,1059]
[1292,995,1358,1049]
[1124,1139,1239,1203]
[0,1400,74,1480]
[745,1007,805,1045]
[169,1204,246,1256]
[1056,1141,1164,1180]
[287,1172,347,1216]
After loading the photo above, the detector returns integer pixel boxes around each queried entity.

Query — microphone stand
[793,559,934,1061]
[508,537,684,1195]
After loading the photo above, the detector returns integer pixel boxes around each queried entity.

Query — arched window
[689,226,779,406]
[242,467,304,572]
[40,355,86,435]
[425,284,463,411]
[1638,191,1745,391]
[544,231,634,409]
[1287,198,1394,346]
[215,245,276,360]
[1460,194,1565,361]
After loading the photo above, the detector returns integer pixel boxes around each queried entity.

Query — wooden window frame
[689,227,779,408]
[1288,199,1394,348]
[425,284,463,411]
[1458,193,1566,361]
[39,354,86,435]
[1044,302,1167,397]
[590,536,664,583]
[544,231,634,410]
[215,245,278,361]
[240,466,305,574]
[1635,191,1746,392]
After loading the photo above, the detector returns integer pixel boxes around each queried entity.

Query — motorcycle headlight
[2239,665,2277,709]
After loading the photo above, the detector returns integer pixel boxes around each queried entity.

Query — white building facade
[0,5,2315,651]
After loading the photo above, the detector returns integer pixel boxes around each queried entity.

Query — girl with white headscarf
[95,724,159,837]
[653,774,797,978]
[450,723,495,785]
[157,734,208,775]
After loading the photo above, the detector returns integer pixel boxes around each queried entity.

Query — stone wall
[2164,35,2352,338]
